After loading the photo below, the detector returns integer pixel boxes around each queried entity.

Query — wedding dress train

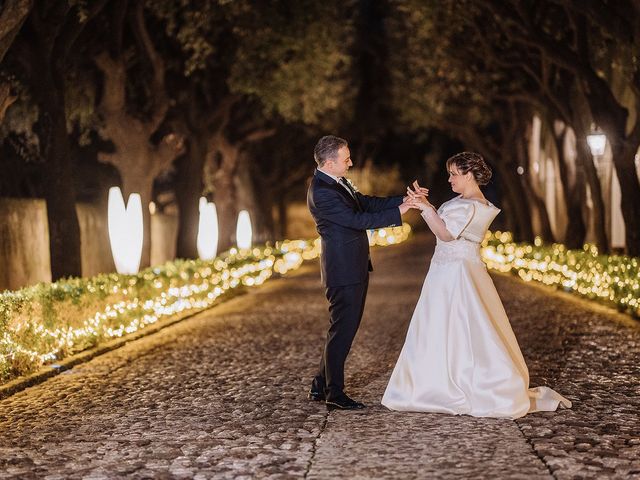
[382,196,571,419]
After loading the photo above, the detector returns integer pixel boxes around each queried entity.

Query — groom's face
[327,146,352,177]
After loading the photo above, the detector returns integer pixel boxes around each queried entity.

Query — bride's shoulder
[438,195,465,209]
[437,195,471,215]
[449,195,500,210]
[439,195,461,206]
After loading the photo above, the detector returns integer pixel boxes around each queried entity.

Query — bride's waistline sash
[431,238,484,266]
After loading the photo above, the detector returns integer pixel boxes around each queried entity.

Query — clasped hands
[400,180,434,214]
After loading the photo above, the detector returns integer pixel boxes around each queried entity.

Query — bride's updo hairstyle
[446,152,492,186]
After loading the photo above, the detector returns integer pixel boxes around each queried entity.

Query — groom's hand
[406,186,434,212]
[399,200,416,215]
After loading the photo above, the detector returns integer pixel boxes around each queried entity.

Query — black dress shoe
[325,394,366,411]
[308,389,326,401]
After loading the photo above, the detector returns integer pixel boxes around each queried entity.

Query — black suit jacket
[307,169,403,287]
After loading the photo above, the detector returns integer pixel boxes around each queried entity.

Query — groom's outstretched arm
[356,193,404,213]
[312,189,402,230]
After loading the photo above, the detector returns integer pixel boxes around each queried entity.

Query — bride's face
[448,165,469,193]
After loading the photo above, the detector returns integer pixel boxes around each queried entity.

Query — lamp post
[586,129,626,249]
[587,131,609,198]
[587,130,608,180]
[587,132,606,158]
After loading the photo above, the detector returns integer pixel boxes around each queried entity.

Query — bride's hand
[411,180,429,197]
[406,189,434,212]
[404,180,429,203]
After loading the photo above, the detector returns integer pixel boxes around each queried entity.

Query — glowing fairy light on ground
[481,231,639,318]
[0,224,411,383]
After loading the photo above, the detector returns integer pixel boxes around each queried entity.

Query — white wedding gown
[382,196,571,419]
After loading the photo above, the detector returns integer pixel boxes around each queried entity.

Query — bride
[382,152,571,419]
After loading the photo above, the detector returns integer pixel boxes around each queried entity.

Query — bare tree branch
[242,128,277,145]
[54,0,109,60]
[94,51,127,114]
[0,0,32,61]
[130,0,167,134]
[110,0,129,57]
[154,133,186,176]
[0,82,18,123]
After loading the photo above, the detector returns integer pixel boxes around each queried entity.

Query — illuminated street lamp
[236,210,253,250]
[197,197,218,260]
[587,132,607,157]
[108,186,143,274]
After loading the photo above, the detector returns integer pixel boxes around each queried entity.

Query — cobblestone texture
[0,233,639,479]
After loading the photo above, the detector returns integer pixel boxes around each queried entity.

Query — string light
[0,225,411,382]
[481,231,640,318]
[368,223,411,247]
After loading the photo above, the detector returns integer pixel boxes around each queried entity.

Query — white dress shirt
[318,168,356,198]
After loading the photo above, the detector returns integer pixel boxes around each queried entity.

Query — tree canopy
[1,0,639,281]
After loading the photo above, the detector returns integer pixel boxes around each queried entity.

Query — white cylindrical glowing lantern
[236,210,252,250]
[108,186,143,275]
[197,197,219,260]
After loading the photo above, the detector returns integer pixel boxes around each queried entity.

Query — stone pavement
[0,233,639,479]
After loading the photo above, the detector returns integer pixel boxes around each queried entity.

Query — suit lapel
[333,183,362,211]
[315,169,362,212]
[341,179,364,211]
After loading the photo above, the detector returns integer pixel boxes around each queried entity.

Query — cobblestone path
[0,233,638,479]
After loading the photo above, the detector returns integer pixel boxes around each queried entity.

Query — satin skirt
[381,240,571,419]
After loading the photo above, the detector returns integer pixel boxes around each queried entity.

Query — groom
[307,135,414,410]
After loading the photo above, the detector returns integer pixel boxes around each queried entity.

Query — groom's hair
[314,135,348,166]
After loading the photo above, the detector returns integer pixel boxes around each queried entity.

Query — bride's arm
[420,206,455,242]
[406,184,455,241]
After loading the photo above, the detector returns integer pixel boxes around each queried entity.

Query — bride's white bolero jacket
[438,196,501,243]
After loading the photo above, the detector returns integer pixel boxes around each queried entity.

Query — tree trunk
[30,49,82,280]
[500,201,519,239]
[0,0,32,62]
[553,127,586,249]
[235,152,274,245]
[522,173,555,242]
[514,135,555,242]
[94,3,182,266]
[496,162,534,242]
[583,74,640,255]
[175,133,207,259]
[254,183,276,244]
[277,196,288,239]
[214,175,237,253]
[213,144,239,253]
[611,140,640,255]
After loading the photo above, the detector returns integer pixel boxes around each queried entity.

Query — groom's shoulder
[310,172,334,190]
[309,178,332,197]
[308,176,338,206]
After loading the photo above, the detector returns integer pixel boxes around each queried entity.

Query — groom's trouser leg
[320,278,369,401]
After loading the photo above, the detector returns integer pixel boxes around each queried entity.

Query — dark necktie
[338,177,356,198]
